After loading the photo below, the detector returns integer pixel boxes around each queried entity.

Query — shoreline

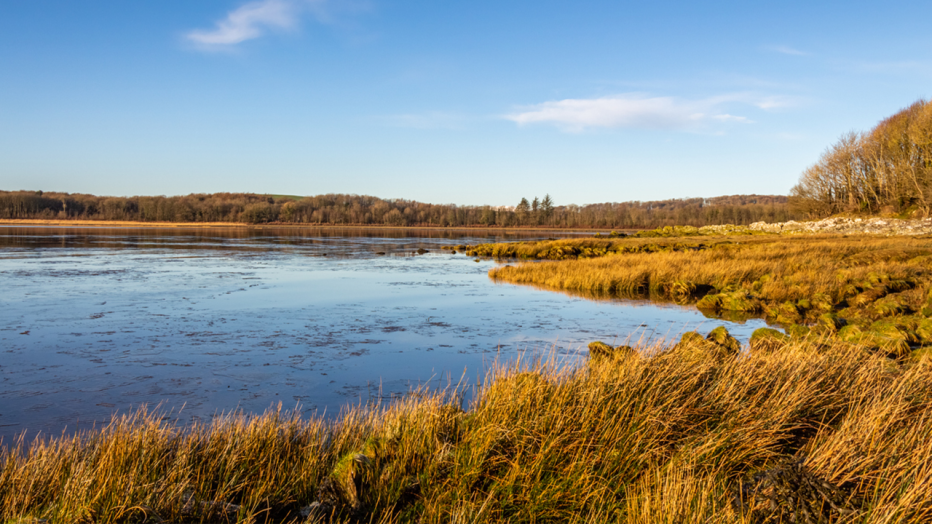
[0,218,605,233]
[7,216,932,236]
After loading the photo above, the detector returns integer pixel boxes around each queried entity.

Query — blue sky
[1,1,930,206]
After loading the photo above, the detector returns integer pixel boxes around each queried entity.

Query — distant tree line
[0,190,799,229]
[510,194,795,228]
[790,98,932,217]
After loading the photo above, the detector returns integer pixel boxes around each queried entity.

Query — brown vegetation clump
[587,340,635,360]
[1,340,931,523]
[733,457,857,523]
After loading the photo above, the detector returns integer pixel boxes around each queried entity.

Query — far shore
[0,218,609,232]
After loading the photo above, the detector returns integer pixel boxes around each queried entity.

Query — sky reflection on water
[0,227,769,442]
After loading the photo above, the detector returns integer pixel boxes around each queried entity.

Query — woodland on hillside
[790,98,932,217]
[0,190,796,229]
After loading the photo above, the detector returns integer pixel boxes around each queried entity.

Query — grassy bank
[474,235,932,355]
[2,337,931,523]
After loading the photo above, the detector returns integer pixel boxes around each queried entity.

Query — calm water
[0,227,769,441]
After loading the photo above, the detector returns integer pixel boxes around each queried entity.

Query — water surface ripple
[0,227,769,441]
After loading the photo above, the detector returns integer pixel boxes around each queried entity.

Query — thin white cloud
[713,114,753,123]
[505,94,754,132]
[187,0,297,46]
[187,0,333,48]
[768,45,809,56]
[753,95,798,110]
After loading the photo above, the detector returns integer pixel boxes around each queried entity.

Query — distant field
[0,218,249,228]
[266,194,305,201]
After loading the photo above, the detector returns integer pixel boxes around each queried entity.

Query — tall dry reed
[2,338,930,523]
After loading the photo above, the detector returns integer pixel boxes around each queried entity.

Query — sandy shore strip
[0,218,250,228]
[0,218,603,232]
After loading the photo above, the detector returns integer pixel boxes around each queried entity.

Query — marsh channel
[0,227,770,442]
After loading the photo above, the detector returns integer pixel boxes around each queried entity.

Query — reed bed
[485,235,932,354]
[2,338,931,523]
[451,236,722,260]
[484,236,932,300]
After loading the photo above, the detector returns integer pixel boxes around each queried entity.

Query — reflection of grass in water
[494,274,764,326]
[1,340,930,522]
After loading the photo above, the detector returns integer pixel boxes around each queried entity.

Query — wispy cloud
[187,0,301,47]
[767,45,809,56]
[505,94,762,132]
[753,95,798,110]
[713,114,753,123]
[185,0,367,49]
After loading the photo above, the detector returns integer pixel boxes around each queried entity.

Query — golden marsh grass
[2,339,931,523]
[485,235,932,354]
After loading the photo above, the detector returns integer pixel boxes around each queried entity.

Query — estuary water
[0,227,769,442]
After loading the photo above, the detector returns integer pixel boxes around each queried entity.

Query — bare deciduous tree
[791,99,932,217]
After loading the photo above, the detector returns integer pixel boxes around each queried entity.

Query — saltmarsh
[474,234,932,356]
[5,232,932,523]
